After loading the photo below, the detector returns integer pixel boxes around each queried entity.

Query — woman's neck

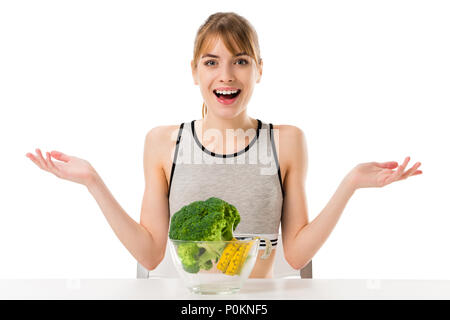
[201,112,256,133]
[198,113,258,154]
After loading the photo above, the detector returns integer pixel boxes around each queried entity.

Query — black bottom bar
[1,300,449,318]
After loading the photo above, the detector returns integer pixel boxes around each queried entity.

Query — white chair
[272,235,313,279]
[136,235,312,279]
[137,243,178,279]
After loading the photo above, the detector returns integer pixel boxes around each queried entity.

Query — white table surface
[1,278,449,300]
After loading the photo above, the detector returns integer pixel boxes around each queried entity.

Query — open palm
[26,148,96,186]
[350,156,422,189]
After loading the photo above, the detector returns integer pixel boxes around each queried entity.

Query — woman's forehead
[202,34,242,56]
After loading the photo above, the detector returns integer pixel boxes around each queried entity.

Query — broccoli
[169,197,241,273]
[177,243,200,273]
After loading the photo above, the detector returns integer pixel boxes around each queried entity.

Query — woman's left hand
[348,156,422,189]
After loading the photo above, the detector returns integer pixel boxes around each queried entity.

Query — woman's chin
[208,107,244,119]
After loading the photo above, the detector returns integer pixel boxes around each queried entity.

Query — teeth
[215,89,239,95]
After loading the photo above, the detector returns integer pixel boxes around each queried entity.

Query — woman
[25,12,422,278]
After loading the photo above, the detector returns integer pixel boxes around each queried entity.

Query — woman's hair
[192,12,262,118]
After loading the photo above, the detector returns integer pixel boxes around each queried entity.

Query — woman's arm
[86,127,170,270]
[280,126,422,270]
[282,171,356,270]
[26,127,170,271]
[86,172,164,271]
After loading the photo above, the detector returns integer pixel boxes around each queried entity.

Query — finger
[46,152,60,175]
[377,161,398,168]
[400,162,421,180]
[407,169,423,177]
[384,157,408,184]
[51,150,70,163]
[35,149,49,170]
[395,156,410,178]
[26,153,44,169]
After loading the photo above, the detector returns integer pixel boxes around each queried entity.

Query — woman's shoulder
[146,124,182,142]
[271,124,306,176]
[144,124,185,184]
[270,124,305,149]
[271,124,304,135]
[273,124,305,146]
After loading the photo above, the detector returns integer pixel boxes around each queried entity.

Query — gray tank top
[168,119,284,248]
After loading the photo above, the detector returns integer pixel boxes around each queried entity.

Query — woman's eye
[236,59,249,65]
[204,59,249,66]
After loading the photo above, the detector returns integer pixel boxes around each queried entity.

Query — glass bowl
[169,237,262,295]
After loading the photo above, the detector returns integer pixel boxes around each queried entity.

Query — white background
[1,0,449,279]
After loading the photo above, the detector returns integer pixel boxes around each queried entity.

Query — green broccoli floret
[177,243,200,273]
[169,197,240,241]
[169,197,241,273]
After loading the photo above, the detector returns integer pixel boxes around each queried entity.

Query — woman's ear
[191,59,198,85]
[256,58,263,83]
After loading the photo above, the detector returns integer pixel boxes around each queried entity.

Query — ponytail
[202,102,207,118]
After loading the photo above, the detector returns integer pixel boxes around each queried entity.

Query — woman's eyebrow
[201,52,248,59]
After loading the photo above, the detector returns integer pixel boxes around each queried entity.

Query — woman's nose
[218,65,235,82]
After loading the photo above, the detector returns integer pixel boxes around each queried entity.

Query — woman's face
[191,37,262,118]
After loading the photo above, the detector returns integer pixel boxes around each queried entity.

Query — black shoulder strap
[269,123,285,198]
[168,122,184,199]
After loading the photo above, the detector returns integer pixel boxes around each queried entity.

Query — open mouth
[213,89,241,100]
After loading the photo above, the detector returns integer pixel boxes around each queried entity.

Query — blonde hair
[192,12,262,119]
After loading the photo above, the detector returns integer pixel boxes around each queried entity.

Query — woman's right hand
[26,148,98,187]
